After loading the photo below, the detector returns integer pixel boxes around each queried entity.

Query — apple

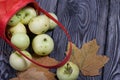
[11,33,30,50]
[48,12,58,30]
[8,22,26,36]
[57,61,79,80]
[9,50,32,71]
[32,34,54,56]
[21,6,37,24]
[8,6,37,26]
[28,15,50,34]
[16,9,26,21]
[8,14,21,26]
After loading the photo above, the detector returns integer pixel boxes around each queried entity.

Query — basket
[0,0,72,68]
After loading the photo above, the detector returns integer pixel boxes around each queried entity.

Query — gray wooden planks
[0,0,120,80]
[0,39,16,80]
[55,0,109,80]
[36,0,58,12]
[103,0,120,80]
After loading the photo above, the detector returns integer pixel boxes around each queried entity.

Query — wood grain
[0,39,16,80]
[55,0,108,80]
[103,0,120,80]
[0,0,120,80]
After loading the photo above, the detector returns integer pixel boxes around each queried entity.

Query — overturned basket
[0,0,72,69]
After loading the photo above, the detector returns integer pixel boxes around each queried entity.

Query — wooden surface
[0,0,120,80]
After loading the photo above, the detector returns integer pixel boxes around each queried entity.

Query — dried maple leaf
[10,78,18,80]
[34,56,59,66]
[15,68,48,80]
[66,39,109,76]
[10,56,58,80]
[10,68,47,80]
[30,56,59,80]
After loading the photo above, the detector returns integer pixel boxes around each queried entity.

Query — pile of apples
[7,6,57,71]
[7,6,79,80]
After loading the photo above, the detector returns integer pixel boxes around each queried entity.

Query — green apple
[57,61,79,80]
[8,22,26,36]
[48,12,58,30]
[32,34,54,56]
[16,9,26,21]
[8,14,21,26]
[28,15,50,34]
[9,50,32,71]
[21,6,37,24]
[11,33,30,50]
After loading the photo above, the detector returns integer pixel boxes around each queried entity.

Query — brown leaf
[20,68,48,80]
[10,56,58,80]
[10,78,19,80]
[30,56,59,80]
[67,39,109,76]
[10,68,48,80]
[34,56,59,66]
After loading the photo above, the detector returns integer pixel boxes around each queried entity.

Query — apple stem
[64,63,73,75]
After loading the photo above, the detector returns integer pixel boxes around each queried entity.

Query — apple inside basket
[0,0,72,70]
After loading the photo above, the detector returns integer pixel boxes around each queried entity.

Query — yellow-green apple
[57,61,79,80]
[21,6,37,24]
[8,22,26,36]
[11,33,30,50]
[28,15,50,34]
[32,34,54,56]
[48,12,58,29]
[8,14,21,26]
[9,50,32,71]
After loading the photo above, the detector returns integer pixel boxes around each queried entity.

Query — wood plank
[0,39,16,80]
[35,0,58,12]
[103,0,120,80]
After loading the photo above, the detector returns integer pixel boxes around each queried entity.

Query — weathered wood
[1,0,120,80]
[55,0,109,80]
[103,0,120,80]
[36,0,58,12]
[0,39,16,80]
